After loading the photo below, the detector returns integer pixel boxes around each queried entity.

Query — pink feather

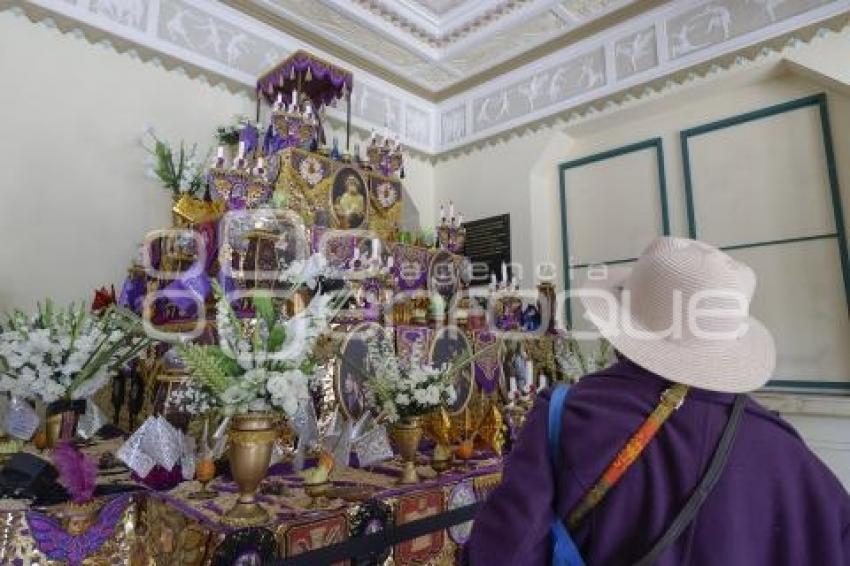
[52,442,97,503]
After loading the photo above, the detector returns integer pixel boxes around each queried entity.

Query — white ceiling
[251,0,637,92]
[19,0,850,154]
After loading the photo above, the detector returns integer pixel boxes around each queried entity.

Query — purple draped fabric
[162,272,211,311]
[467,360,850,565]
[117,273,146,315]
[239,123,259,156]
[132,465,184,491]
[263,123,287,156]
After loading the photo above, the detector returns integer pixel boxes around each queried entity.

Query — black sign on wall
[462,214,512,287]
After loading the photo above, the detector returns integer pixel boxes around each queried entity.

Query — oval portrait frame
[330,167,369,230]
[428,250,459,297]
[429,325,474,415]
[334,322,384,421]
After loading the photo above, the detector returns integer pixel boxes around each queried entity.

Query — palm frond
[176,344,234,395]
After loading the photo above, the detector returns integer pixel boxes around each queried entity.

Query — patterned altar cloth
[0,439,502,565]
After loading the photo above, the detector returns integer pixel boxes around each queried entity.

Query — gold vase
[391,417,423,485]
[225,412,278,526]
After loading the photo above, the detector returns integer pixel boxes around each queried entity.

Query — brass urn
[390,416,423,485]
[225,412,279,526]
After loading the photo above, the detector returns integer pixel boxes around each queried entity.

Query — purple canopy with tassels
[256,50,352,110]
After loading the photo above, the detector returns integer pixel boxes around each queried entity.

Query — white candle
[440,205,445,222]
[449,201,454,219]
[509,377,518,394]
[216,146,224,160]
[501,262,508,283]
[526,361,534,391]
[256,157,265,170]
[371,238,379,258]
[386,256,394,270]
[276,92,283,108]
[237,141,246,159]
[538,373,548,391]
[353,247,360,261]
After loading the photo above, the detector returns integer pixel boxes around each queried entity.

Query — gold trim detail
[229,428,280,444]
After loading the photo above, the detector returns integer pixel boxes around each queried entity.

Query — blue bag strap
[548,384,585,566]
[548,384,570,469]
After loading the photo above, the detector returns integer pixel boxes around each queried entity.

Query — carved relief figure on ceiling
[197,17,225,58]
[93,0,146,29]
[578,57,603,89]
[518,72,548,111]
[549,67,567,102]
[226,32,252,66]
[166,8,197,48]
[616,29,655,73]
[751,0,787,22]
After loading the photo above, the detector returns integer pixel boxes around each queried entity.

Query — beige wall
[433,48,850,486]
[0,10,251,311]
[0,11,434,313]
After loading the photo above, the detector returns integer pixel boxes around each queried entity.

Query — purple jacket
[467,360,850,565]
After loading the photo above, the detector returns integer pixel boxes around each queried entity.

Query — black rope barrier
[267,501,480,565]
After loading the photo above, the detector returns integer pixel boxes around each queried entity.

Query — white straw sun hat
[579,237,776,393]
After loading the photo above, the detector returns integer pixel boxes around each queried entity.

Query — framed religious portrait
[500,339,534,397]
[335,323,384,420]
[330,167,368,229]
[447,480,477,545]
[428,250,459,297]
[394,490,445,564]
[285,513,348,565]
[429,326,474,415]
[211,527,277,566]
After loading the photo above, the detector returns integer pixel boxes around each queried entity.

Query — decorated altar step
[0,438,502,565]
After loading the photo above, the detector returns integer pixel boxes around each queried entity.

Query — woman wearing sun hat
[466,237,850,565]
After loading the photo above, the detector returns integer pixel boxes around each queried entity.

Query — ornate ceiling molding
[348,0,533,48]
[9,0,850,158]
[436,0,850,152]
[13,0,439,153]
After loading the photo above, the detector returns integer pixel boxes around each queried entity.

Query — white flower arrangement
[178,266,344,418]
[555,336,614,383]
[279,252,330,290]
[362,330,457,423]
[0,301,151,405]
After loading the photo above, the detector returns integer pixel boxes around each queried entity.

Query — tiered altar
[0,51,583,565]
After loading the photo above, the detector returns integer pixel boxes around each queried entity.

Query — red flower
[92,285,116,314]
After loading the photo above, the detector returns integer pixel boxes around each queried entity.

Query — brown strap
[633,393,746,565]
[566,383,689,530]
